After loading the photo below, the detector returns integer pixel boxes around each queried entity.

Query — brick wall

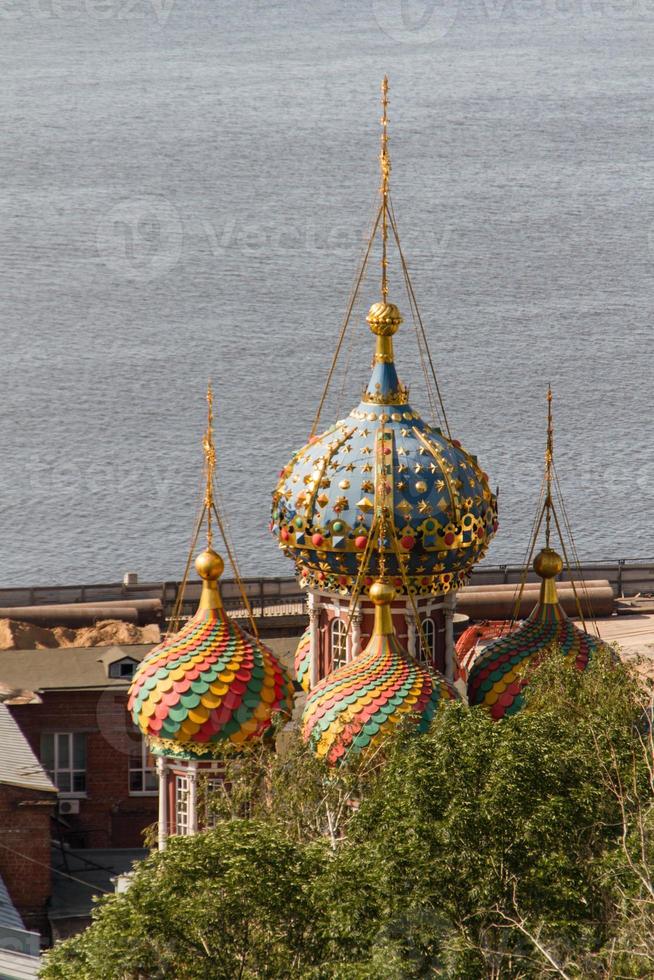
[10,691,157,849]
[317,597,447,675]
[0,783,54,932]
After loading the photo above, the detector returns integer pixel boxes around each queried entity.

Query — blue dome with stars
[271,300,498,598]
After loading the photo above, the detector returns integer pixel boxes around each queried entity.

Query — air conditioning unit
[58,799,80,815]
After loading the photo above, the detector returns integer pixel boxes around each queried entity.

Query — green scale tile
[221,717,241,736]
[167,705,190,723]
[243,691,263,709]
[234,704,253,725]
[180,692,201,709]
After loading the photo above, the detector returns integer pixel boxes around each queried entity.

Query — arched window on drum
[419,618,436,664]
[331,618,348,670]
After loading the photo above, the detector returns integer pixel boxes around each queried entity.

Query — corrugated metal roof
[0,876,40,977]
[0,879,24,935]
[0,704,55,794]
[0,948,41,979]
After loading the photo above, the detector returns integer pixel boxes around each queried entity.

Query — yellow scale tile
[253,702,272,722]
[188,706,210,725]
[240,718,260,736]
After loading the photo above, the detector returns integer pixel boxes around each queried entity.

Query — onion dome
[455,620,518,684]
[302,579,457,765]
[467,547,608,720]
[128,548,294,760]
[294,626,311,693]
[272,299,498,598]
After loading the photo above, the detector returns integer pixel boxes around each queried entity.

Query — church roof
[302,579,457,765]
[128,550,294,759]
[271,82,497,598]
[128,386,294,760]
[467,548,608,719]
[272,301,497,598]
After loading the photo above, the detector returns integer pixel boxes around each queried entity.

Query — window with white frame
[128,736,157,795]
[419,618,436,663]
[40,732,87,794]
[200,775,224,829]
[331,618,348,670]
[175,774,189,835]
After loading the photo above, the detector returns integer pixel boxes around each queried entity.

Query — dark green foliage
[42,649,654,979]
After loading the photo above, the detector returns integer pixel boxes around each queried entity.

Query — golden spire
[202,382,217,549]
[362,77,406,387]
[196,381,224,611]
[534,386,562,606]
[380,75,390,302]
[545,385,553,548]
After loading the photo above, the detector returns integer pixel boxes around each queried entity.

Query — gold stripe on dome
[374,424,397,547]
[412,426,461,524]
[302,427,355,517]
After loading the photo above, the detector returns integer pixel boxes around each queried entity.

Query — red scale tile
[222,691,242,711]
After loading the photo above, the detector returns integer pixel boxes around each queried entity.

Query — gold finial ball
[533,547,563,580]
[366,302,403,337]
[195,547,225,581]
[369,579,396,605]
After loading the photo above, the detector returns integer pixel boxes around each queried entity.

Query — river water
[1,0,653,585]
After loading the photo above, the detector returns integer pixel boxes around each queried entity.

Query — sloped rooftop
[0,703,55,794]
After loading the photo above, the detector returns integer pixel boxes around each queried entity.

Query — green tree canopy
[42,648,654,979]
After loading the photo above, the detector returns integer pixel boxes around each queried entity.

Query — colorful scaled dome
[294,626,311,693]
[128,547,294,758]
[467,547,608,719]
[302,579,457,764]
[272,300,498,597]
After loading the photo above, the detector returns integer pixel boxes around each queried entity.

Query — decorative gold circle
[369,580,396,605]
[195,548,225,581]
[533,547,563,579]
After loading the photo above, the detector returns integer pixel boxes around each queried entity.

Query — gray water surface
[1,0,653,585]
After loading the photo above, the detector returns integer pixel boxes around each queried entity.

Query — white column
[308,593,321,689]
[349,608,362,661]
[443,592,457,682]
[187,763,198,835]
[157,756,168,852]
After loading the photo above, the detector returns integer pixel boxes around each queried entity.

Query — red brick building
[0,702,56,936]
[2,645,158,850]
